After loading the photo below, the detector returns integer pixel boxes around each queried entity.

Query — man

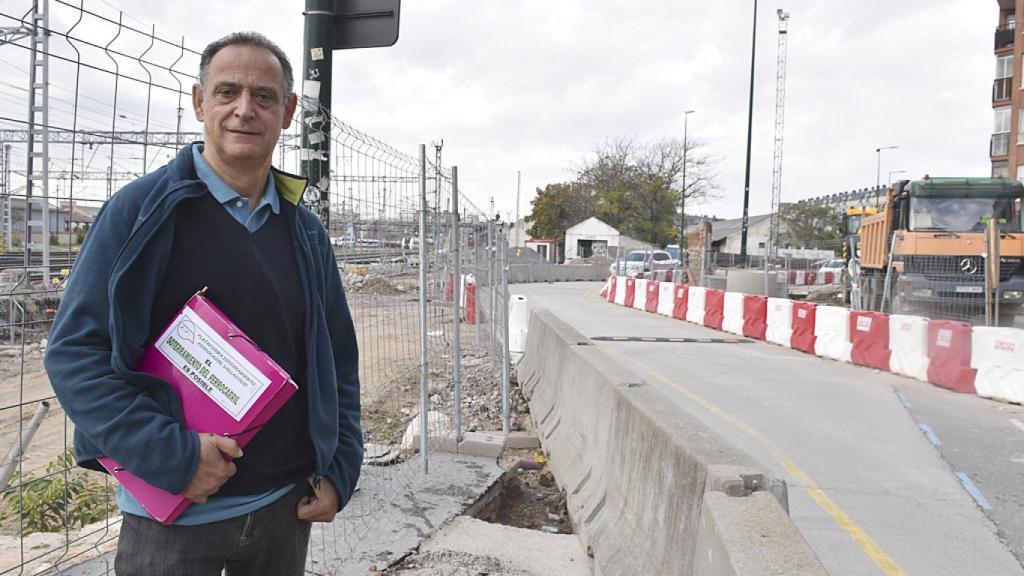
[44,32,362,576]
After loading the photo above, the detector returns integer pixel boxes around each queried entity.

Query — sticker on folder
[155,307,271,420]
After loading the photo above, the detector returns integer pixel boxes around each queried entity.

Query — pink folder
[99,288,297,525]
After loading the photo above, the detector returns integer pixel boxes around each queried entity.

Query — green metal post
[302,0,334,229]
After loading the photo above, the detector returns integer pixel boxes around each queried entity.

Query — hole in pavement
[470,452,573,535]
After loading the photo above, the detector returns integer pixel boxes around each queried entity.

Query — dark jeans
[115,483,312,576]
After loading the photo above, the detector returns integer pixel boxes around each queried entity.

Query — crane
[768,9,790,259]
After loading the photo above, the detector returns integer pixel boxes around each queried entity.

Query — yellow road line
[598,343,908,576]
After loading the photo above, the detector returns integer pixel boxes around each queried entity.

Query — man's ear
[282,92,298,129]
[192,83,204,121]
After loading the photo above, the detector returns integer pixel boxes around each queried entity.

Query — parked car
[815,258,845,276]
[609,250,678,276]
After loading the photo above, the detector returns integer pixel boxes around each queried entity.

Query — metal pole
[417,145,429,473]
[475,226,483,347]
[301,0,334,230]
[451,167,462,442]
[488,221,496,377]
[680,110,694,259]
[739,0,757,262]
[500,228,511,433]
[514,170,521,247]
[0,401,49,491]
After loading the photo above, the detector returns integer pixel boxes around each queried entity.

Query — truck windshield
[909,197,1021,232]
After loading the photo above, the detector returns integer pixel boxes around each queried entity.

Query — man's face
[192,44,297,168]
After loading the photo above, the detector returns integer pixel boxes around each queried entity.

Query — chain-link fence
[0,2,514,573]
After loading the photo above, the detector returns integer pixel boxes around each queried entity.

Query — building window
[993,160,1009,178]
[999,54,1014,79]
[994,107,1012,155]
[1018,166,1024,183]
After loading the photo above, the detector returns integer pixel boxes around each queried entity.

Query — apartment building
[994,1,1020,178]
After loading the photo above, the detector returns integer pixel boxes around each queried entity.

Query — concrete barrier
[509,264,608,284]
[520,310,826,576]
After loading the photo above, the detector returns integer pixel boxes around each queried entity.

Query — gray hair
[198,31,294,96]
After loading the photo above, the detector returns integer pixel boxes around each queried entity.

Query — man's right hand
[181,433,243,504]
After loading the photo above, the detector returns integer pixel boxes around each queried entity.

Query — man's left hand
[297,477,339,523]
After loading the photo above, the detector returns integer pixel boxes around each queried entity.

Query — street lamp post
[875,145,898,206]
[680,109,695,268]
[740,0,758,263]
[888,169,907,189]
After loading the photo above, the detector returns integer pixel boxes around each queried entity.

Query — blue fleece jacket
[44,143,362,508]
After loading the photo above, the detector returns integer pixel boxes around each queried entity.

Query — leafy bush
[1,450,115,535]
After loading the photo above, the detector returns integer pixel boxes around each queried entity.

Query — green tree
[578,137,718,247]
[779,203,843,247]
[524,182,595,254]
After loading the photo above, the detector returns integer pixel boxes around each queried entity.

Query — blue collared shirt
[192,144,281,232]
[116,144,293,525]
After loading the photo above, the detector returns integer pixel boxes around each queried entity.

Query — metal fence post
[488,221,496,377]
[451,167,462,442]
[500,228,511,433]
[417,144,429,473]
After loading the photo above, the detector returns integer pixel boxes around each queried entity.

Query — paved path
[514,281,1023,576]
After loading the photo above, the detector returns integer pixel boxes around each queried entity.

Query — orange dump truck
[856,177,1024,321]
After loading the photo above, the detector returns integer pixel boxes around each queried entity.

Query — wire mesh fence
[0,2,514,574]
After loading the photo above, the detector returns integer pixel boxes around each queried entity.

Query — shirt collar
[192,144,280,215]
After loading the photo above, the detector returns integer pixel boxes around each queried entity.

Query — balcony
[994,77,1013,101]
[992,132,1010,156]
[996,25,1015,50]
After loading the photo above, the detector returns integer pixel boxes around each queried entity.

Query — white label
[310,47,324,61]
[156,307,271,421]
[856,316,872,332]
[798,309,807,319]
[936,329,952,348]
[302,79,321,99]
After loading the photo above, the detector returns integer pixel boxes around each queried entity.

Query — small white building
[564,217,620,260]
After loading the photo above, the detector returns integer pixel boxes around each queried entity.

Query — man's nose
[233,91,257,118]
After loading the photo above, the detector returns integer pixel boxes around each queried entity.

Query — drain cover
[591,336,753,344]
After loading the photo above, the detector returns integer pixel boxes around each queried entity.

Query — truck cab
[856,177,1024,322]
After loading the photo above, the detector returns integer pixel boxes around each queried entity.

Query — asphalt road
[513,281,1024,576]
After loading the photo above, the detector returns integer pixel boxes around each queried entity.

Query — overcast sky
[48,0,998,221]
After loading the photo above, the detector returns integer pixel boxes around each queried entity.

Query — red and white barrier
[686,286,706,325]
[604,276,617,302]
[657,281,675,317]
[787,271,840,286]
[888,315,929,381]
[814,305,851,362]
[849,311,891,371]
[623,277,636,308]
[704,289,725,330]
[644,281,660,314]
[722,291,746,336]
[672,284,688,320]
[766,298,793,348]
[614,276,628,306]
[927,321,976,394]
[971,327,1024,404]
[743,295,768,340]
[597,277,1024,406]
[632,279,648,311]
[791,302,817,354]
